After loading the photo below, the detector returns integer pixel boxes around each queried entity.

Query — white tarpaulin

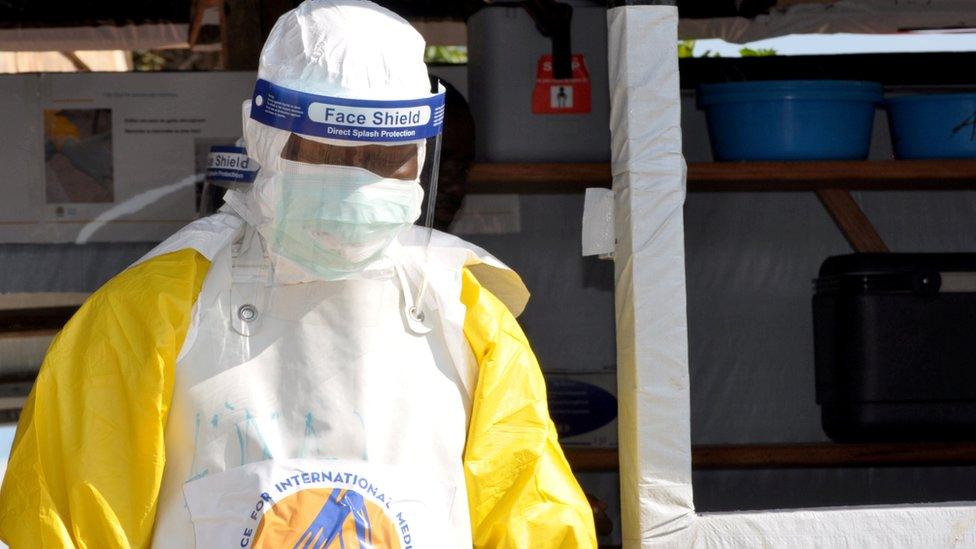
[680,0,976,43]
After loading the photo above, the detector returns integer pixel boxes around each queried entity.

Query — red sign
[532,54,592,115]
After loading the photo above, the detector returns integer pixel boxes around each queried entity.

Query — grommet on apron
[237,304,258,323]
[395,263,431,335]
[229,226,273,338]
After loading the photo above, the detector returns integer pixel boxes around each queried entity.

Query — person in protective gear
[0,1,597,547]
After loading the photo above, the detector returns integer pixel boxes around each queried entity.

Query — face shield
[198,144,259,217]
[241,77,445,282]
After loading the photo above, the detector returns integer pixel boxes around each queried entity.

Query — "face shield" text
[308,104,430,129]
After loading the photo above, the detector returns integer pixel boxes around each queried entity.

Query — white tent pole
[607,2,695,546]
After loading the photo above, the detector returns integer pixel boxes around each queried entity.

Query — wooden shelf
[468,162,611,193]
[691,160,976,191]
[0,306,78,335]
[467,160,976,193]
[563,448,619,472]
[565,442,976,472]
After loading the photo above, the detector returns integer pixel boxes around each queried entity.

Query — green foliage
[132,50,166,71]
[739,47,778,57]
[425,46,468,65]
[678,40,721,58]
[679,41,778,59]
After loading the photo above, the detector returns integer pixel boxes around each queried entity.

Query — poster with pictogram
[532,54,592,115]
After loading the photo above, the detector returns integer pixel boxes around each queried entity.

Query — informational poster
[0,72,256,243]
[545,369,617,448]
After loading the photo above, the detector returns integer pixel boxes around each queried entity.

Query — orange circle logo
[253,487,402,548]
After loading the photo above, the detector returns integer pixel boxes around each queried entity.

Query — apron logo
[241,472,413,548]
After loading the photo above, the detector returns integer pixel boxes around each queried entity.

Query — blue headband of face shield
[249,78,446,143]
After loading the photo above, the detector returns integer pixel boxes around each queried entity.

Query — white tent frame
[0,24,188,52]
[679,0,976,44]
[608,3,976,547]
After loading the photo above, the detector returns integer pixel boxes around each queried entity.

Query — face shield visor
[198,144,259,217]
[244,78,445,282]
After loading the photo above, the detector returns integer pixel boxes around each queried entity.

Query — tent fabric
[0,24,188,53]
[692,504,976,547]
[679,0,976,43]
[0,51,131,73]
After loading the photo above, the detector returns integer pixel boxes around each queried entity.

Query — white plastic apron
[151,226,473,548]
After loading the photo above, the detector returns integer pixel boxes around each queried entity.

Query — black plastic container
[814,253,976,442]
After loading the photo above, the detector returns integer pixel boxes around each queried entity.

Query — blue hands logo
[295,489,373,548]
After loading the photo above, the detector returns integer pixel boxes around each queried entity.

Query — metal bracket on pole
[522,0,574,79]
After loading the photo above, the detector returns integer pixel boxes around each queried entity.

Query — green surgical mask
[258,163,424,280]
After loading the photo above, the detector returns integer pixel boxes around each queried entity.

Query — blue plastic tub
[697,80,884,161]
[887,94,976,159]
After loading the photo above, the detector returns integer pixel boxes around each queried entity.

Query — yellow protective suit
[0,250,596,548]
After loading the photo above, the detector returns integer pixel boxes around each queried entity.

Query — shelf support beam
[466,160,976,193]
[815,189,890,252]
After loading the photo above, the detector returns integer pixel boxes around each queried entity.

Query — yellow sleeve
[460,268,597,548]
[0,249,210,549]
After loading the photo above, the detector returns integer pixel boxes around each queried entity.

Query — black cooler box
[814,253,976,442]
